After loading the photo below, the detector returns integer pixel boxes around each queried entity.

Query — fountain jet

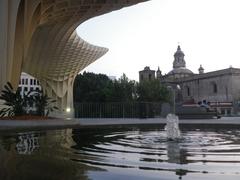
[165,114,181,140]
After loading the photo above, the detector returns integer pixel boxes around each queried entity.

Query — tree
[73,72,137,103]
[109,73,137,102]
[136,79,171,102]
[73,72,113,102]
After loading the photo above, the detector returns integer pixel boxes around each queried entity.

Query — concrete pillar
[0,0,148,118]
[0,0,22,92]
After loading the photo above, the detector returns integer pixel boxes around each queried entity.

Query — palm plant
[0,82,26,117]
[33,90,58,116]
[0,82,58,117]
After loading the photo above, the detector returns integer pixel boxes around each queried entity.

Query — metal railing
[74,102,164,118]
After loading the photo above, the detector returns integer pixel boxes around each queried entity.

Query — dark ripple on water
[71,128,240,175]
[2,128,240,179]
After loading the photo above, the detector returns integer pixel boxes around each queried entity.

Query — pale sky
[77,0,240,81]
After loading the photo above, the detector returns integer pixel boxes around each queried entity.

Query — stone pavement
[0,117,240,132]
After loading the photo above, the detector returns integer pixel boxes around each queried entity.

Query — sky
[77,0,240,81]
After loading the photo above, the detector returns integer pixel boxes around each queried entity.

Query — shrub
[0,82,58,117]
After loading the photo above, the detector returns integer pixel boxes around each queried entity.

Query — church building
[139,45,240,115]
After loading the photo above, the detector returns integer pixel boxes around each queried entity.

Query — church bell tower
[173,45,186,69]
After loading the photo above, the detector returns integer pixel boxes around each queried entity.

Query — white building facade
[18,72,41,96]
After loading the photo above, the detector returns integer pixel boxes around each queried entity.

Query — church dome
[174,45,185,57]
[168,67,193,75]
[167,45,194,77]
[173,45,186,68]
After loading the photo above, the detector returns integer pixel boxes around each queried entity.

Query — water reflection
[16,132,40,155]
[0,130,99,180]
[71,128,240,179]
[0,128,240,179]
[167,141,187,164]
[166,141,188,179]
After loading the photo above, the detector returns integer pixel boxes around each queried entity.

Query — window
[212,82,217,93]
[25,79,28,85]
[30,79,33,85]
[24,87,28,92]
[22,78,24,85]
[187,87,190,96]
[149,74,152,80]
[34,79,36,85]
[30,87,34,91]
[185,86,190,96]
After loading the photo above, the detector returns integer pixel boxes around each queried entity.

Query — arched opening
[185,86,190,96]
[211,82,217,93]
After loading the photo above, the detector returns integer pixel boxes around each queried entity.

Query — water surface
[0,127,240,180]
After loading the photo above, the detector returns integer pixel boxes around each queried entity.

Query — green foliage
[74,72,136,103]
[33,90,58,116]
[0,82,26,117]
[110,74,137,102]
[73,73,172,118]
[74,72,112,102]
[136,79,171,102]
[73,72,171,103]
[0,82,58,117]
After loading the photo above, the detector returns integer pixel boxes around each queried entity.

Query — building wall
[139,67,156,83]
[175,72,238,115]
[181,74,234,103]
[231,75,240,100]
[0,72,42,111]
[18,72,41,96]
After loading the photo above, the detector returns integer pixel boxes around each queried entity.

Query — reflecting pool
[0,127,240,180]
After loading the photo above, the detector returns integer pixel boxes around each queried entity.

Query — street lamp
[66,107,71,113]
